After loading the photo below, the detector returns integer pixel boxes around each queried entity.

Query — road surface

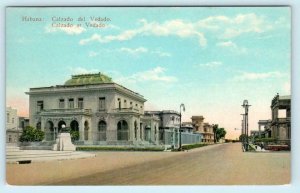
[53,143,290,185]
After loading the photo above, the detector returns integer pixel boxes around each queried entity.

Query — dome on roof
[64,73,113,86]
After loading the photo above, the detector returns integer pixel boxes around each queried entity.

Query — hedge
[171,143,208,151]
[254,138,276,143]
[76,146,165,152]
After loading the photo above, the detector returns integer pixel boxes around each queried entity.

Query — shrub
[70,130,80,141]
[19,126,45,142]
[173,143,208,151]
[255,138,276,143]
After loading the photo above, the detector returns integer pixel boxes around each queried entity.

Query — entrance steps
[6,148,95,164]
[19,141,56,150]
[6,146,20,151]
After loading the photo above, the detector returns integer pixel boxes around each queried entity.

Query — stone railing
[112,107,140,113]
[40,108,92,115]
[272,117,291,124]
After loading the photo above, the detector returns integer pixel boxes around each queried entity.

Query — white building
[6,107,22,144]
[26,73,159,146]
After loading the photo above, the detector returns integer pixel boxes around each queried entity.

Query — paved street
[7,143,290,185]
[57,143,290,185]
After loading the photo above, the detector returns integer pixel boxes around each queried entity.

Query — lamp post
[179,103,185,151]
[242,100,251,151]
[61,124,66,132]
[240,114,245,149]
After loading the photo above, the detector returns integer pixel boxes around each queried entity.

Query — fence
[44,130,130,142]
[159,130,202,147]
[44,129,202,147]
[181,132,202,145]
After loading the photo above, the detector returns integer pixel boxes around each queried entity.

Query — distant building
[145,110,181,129]
[256,119,272,138]
[145,111,203,146]
[144,110,180,145]
[18,117,30,130]
[6,107,22,144]
[26,73,159,146]
[191,116,214,143]
[181,122,194,133]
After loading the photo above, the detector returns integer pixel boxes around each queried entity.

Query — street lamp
[179,103,185,151]
[240,114,245,145]
[241,100,251,151]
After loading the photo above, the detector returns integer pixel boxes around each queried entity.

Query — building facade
[270,94,291,142]
[255,119,272,139]
[18,117,30,130]
[191,116,214,143]
[144,110,180,146]
[145,111,203,147]
[6,107,22,144]
[254,94,291,145]
[26,73,159,146]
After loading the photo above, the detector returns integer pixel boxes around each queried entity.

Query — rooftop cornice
[26,82,145,101]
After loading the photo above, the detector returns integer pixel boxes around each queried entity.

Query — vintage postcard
[6,7,291,185]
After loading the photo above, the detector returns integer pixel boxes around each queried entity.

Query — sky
[6,7,291,139]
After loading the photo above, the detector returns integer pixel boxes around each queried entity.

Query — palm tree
[212,124,218,144]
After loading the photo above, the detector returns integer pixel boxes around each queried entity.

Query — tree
[19,126,45,142]
[212,124,218,143]
[239,134,249,142]
[216,128,226,142]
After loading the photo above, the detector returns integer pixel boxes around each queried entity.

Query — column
[140,123,144,141]
[129,118,134,142]
[88,119,93,143]
[79,118,84,141]
[155,124,159,145]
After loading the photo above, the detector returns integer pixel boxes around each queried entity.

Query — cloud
[79,13,283,47]
[119,47,172,57]
[88,51,98,57]
[45,24,86,35]
[119,47,148,55]
[79,19,207,47]
[219,13,274,39]
[152,50,172,57]
[69,67,99,74]
[232,71,284,81]
[88,47,171,58]
[196,61,223,68]
[217,41,237,47]
[116,67,177,83]
[217,41,248,54]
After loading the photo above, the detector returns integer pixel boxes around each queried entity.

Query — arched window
[117,120,128,140]
[144,126,151,141]
[84,121,89,140]
[98,120,107,141]
[70,120,79,141]
[36,122,41,130]
[70,120,79,132]
[98,121,107,131]
[134,121,138,140]
[58,120,66,133]
[45,121,54,141]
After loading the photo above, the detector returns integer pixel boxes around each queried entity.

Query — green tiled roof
[64,73,113,85]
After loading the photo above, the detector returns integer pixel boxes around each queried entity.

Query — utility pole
[179,103,185,151]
